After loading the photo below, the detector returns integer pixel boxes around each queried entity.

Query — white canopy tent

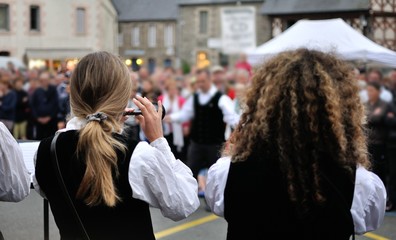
[247,18,396,68]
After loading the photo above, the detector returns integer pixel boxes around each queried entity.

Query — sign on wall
[220,6,256,54]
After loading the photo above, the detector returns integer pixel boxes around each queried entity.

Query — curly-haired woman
[205,48,387,240]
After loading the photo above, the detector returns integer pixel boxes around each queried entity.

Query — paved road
[1,191,395,240]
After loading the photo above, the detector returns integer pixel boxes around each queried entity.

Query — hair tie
[86,112,108,123]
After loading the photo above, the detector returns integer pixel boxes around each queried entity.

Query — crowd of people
[0,61,71,140]
[0,55,251,142]
[0,49,392,239]
[355,68,396,212]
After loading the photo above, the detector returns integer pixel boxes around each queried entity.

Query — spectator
[141,77,160,103]
[211,65,235,100]
[385,102,396,212]
[365,82,390,190]
[6,61,20,78]
[234,52,252,77]
[13,77,30,139]
[387,69,396,106]
[205,48,386,239]
[352,67,367,91]
[180,76,197,99]
[30,71,59,140]
[124,75,141,142]
[158,78,187,161]
[235,68,251,86]
[225,82,246,140]
[57,80,70,130]
[360,68,393,103]
[57,61,69,76]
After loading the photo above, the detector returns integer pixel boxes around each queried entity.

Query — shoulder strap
[212,91,223,103]
[50,132,91,240]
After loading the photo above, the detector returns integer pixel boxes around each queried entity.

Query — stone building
[261,0,396,51]
[0,0,118,70]
[178,0,271,69]
[112,0,178,72]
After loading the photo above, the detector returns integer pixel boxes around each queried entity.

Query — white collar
[198,84,217,95]
[57,117,86,132]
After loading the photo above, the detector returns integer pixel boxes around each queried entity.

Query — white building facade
[0,0,118,70]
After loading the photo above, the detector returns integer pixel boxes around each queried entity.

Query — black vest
[35,130,155,240]
[223,152,356,240]
[190,91,226,144]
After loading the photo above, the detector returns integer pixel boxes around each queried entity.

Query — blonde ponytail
[69,51,132,206]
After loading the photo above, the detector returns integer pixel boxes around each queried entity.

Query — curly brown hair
[228,48,370,206]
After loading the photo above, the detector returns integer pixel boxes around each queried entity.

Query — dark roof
[112,0,179,21]
[261,0,370,15]
[179,0,264,6]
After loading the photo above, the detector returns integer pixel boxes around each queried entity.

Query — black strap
[50,132,91,240]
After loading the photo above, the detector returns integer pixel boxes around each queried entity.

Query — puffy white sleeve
[205,156,231,217]
[218,96,240,128]
[351,165,387,235]
[0,122,31,202]
[128,137,200,221]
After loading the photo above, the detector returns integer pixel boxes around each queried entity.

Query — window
[148,25,156,48]
[118,33,123,47]
[148,58,156,74]
[132,26,140,47]
[0,51,10,56]
[164,59,172,68]
[131,58,140,72]
[76,8,86,34]
[30,5,40,31]
[0,4,9,31]
[164,24,174,47]
[199,11,208,34]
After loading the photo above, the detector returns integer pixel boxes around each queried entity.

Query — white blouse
[33,117,200,221]
[0,122,31,202]
[205,156,387,235]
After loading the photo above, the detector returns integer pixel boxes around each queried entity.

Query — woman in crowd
[158,78,187,161]
[33,51,199,240]
[13,77,30,139]
[205,48,387,239]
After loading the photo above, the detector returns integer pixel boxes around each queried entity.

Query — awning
[261,0,370,15]
[25,48,94,59]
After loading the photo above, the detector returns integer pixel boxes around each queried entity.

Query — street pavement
[1,191,395,240]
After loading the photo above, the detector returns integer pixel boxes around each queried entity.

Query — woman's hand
[133,95,163,142]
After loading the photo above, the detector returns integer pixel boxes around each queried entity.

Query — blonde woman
[205,48,387,239]
[33,51,199,240]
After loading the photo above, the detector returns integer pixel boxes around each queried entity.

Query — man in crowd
[164,68,240,180]
[30,71,59,140]
[211,65,235,100]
